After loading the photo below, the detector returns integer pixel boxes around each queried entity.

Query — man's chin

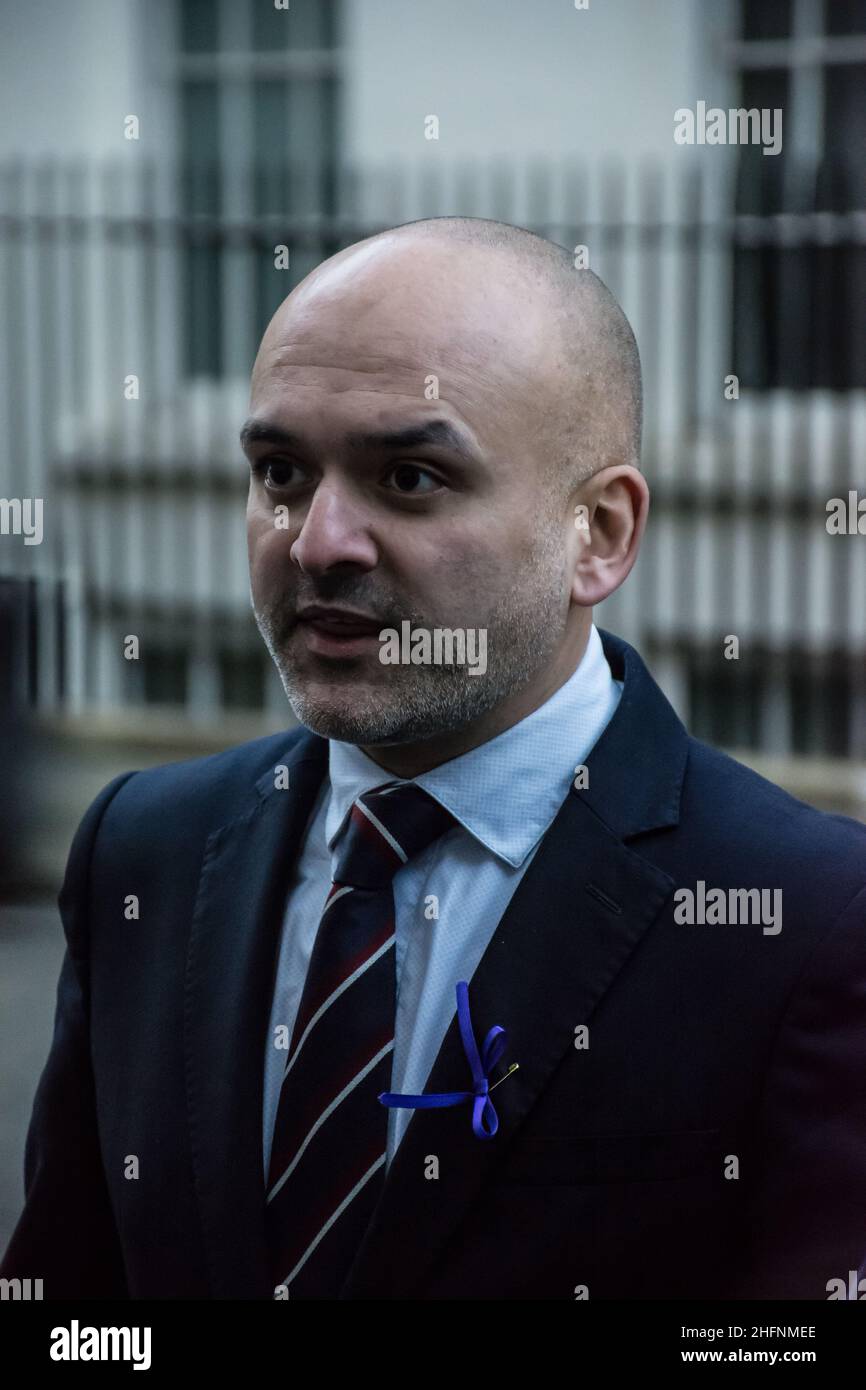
[277,677,402,743]
[289,706,408,745]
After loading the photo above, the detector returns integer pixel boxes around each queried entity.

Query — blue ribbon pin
[378,980,514,1139]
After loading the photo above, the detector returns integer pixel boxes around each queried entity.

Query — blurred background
[0,0,864,1249]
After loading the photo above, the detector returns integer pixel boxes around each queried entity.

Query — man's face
[245,236,576,747]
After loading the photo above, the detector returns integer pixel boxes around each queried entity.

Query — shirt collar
[325,622,622,869]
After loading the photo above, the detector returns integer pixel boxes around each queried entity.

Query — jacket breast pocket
[495,1129,722,1185]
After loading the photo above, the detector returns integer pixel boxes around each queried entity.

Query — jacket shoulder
[679,734,866,902]
[82,725,318,848]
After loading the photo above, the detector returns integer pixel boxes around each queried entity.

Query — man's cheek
[249,517,284,570]
[248,536,276,598]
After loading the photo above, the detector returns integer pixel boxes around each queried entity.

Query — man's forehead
[249,241,567,454]
[249,327,527,429]
[259,238,556,373]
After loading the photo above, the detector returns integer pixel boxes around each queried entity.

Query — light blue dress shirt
[262,622,623,1177]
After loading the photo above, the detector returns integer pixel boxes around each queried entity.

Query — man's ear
[570,465,649,607]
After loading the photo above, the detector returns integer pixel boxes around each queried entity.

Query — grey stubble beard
[252,510,570,747]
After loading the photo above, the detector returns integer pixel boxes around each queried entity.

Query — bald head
[253,215,642,507]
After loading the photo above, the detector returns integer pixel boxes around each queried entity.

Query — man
[3,216,866,1300]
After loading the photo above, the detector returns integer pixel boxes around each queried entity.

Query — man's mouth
[296,606,383,656]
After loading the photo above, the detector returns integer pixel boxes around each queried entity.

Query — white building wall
[1,0,738,170]
[0,0,177,160]
[342,0,738,165]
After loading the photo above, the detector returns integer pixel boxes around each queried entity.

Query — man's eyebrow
[239,417,481,464]
[239,419,304,452]
[345,420,481,463]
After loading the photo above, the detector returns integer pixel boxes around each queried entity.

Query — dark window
[218,649,266,709]
[177,0,341,376]
[824,0,866,36]
[142,647,188,705]
[743,0,793,40]
[732,5,866,388]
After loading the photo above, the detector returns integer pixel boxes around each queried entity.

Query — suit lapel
[340,630,689,1298]
[185,731,327,1298]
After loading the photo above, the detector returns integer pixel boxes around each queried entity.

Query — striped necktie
[266,778,456,1298]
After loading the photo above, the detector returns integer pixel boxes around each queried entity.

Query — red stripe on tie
[288,914,395,1050]
[275,1132,387,1289]
[267,1025,394,1192]
[344,801,405,876]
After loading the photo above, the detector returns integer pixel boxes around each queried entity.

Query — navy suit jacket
[3,630,866,1300]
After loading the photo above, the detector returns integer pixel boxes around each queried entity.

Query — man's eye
[383,463,442,495]
[253,458,442,495]
[259,459,300,489]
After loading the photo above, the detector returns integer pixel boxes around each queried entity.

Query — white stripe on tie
[322,883,353,916]
[267,1038,395,1204]
[280,1150,387,1290]
[354,798,408,863]
[282,932,396,1082]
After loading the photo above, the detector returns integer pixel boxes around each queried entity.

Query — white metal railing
[1,159,864,758]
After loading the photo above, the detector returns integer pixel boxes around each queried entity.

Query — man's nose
[289,482,379,576]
